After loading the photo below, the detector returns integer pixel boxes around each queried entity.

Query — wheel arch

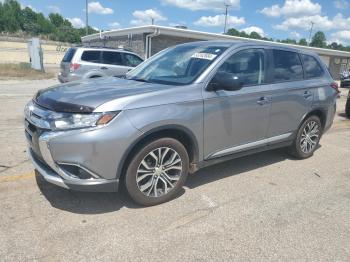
[116,125,200,181]
[300,108,327,129]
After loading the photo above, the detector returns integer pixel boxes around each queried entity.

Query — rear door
[79,50,103,76]
[267,49,313,138]
[101,51,126,77]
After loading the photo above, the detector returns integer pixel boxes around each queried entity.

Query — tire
[346,92,350,118]
[288,115,322,159]
[125,138,189,206]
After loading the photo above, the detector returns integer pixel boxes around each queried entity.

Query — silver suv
[58,47,143,83]
[25,41,338,206]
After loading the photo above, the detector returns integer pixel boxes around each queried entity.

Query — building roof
[82,25,350,58]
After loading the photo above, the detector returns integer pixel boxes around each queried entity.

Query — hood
[34,77,173,113]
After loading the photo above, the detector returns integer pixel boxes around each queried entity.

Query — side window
[123,53,143,67]
[273,50,303,82]
[217,49,266,86]
[81,51,101,63]
[102,51,122,65]
[301,54,324,78]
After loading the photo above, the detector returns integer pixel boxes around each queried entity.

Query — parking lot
[0,79,350,261]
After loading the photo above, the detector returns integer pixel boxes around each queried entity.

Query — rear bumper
[28,148,119,192]
[58,73,81,83]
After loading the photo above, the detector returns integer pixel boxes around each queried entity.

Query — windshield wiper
[129,77,150,83]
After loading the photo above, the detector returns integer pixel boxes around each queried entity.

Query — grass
[0,63,55,80]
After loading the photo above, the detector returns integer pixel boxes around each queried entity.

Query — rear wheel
[346,91,350,118]
[289,115,322,159]
[125,138,189,206]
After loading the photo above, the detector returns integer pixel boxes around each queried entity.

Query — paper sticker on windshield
[191,53,217,60]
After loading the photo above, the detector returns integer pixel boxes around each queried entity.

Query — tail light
[330,82,340,93]
[69,63,80,72]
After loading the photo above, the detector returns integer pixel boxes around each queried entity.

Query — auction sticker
[191,53,217,60]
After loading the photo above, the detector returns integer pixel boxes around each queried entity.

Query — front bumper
[28,148,118,192]
[24,102,142,192]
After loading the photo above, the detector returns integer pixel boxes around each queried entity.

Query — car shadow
[338,112,349,119]
[186,148,295,189]
[36,173,185,214]
[36,148,302,214]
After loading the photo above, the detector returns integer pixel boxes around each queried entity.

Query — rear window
[273,50,303,82]
[102,51,122,65]
[62,48,76,62]
[123,53,143,67]
[301,54,324,78]
[81,51,101,63]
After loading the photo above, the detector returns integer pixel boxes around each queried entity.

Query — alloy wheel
[300,120,320,154]
[136,147,183,197]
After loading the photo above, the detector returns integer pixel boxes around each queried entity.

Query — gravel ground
[0,79,349,261]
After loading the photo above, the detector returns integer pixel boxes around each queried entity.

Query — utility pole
[308,21,314,46]
[223,3,231,34]
[86,0,89,35]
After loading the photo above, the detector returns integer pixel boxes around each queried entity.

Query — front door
[203,48,272,159]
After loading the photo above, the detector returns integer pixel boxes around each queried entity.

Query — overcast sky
[18,0,350,45]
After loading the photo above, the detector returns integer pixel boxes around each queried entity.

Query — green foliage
[298,38,308,46]
[0,0,97,43]
[310,31,327,48]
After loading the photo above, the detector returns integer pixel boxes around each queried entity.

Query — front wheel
[125,138,189,206]
[289,116,322,159]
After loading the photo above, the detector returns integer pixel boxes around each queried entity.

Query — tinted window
[102,51,122,65]
[301,54,324,78]
[217,49,266,86]
[273,50,303,82]
[81,51,101,63]
[62,48,76,62]
[123,53,143,67]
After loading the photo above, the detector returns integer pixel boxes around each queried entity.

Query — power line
[223,3,231,34]
[308,21,315,46]
[86,0,89,35]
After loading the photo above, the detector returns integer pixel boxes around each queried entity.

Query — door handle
[100,67,108,70]
[303,90,312,99]
[257,96,270,105]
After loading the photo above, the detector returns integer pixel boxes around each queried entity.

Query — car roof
[179,40,319,57]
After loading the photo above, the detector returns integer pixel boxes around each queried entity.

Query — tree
[281,38,297,44]
[298,38,307,46]
[249,31,262,39]
[2,0,22,32]
[226,28,240,36]
[310,31,327,48]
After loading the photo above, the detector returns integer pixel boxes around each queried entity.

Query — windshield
[126,44,228,85]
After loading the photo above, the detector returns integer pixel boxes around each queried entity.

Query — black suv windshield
[126,45,228,85]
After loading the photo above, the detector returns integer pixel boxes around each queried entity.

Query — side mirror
[208,72,243,91]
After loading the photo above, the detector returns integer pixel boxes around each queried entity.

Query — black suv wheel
[289,115,322,159]
[125,138,189,206]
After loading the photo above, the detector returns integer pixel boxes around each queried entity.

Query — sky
[18,0,350,45]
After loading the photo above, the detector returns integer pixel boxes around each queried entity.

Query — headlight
[50,112,120,131]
